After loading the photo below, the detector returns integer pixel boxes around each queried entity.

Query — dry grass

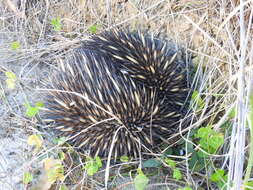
[0,0,253,189]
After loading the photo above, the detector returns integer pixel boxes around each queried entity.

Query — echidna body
[45,30,192,159]
[83,30,190,111]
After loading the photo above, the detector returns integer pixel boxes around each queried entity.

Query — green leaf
[210,169,225,182]
[44,158,65,183]
[120,155,129,162]
[143,159,161,168]
[195,126,213,139]
[59,184,68,190]
[27,134,43,151]
[164,158,176,168]
[178,187,193,190]
[26,106,39,117]
[134,168,149,190]
[88,24,99,34]
[245,180,253,190]
[195,126,224,156]
[35,101,44,108]
[228,106,236,118]
[173,168,182,180]
[51,17,62,31]
[163,147,173,156]
[53,137,67,145]
[191,90,205,109]
[84,156,102,176]
[58,151,65,161]
[23,172,33,184]
[197,150,209,158]
[209,133,224,150]
[86,164,99,176]
[95,156,102,168]
[188,152,205,171]
[6,79,16,89]
[24,101,44,118]
[5,71,17,79]
[5,71,17,89]
[11,41,21,50]
[210,169,228,189]
[185,141,195,153]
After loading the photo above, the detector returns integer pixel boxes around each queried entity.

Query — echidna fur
[83,30,191,112]
[44,29,192,159]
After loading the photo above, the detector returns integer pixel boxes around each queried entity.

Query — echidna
[83,30,191,111]
[44,30,192,159]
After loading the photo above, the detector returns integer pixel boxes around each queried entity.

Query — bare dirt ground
[0,0,253,190]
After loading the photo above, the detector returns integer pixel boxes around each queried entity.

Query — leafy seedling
[120,155,129,162]
[191,90,205,110]
[59,184,68,190]
[23,172,33,184]
[245,180,253,190]
[84,156,102,176]
[195,126,224,157]
[178,187,193,190]
[51,17,62,31]
[210,169,228,189]
[10,41,21,50]
[5,71,17,89]
[24,101,44,118]
[164,158,183,180]
[88,24,100,34]
[27,134,43,152]
[134,168,149,190]
[143,159,161,168]
[53,137,67,145]
[44,158,65,183]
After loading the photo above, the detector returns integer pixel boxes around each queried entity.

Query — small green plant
[44,158,65,183]
[210,169,228,189]
[178,187,193,190]
[58,151,65,161]
[164,158,182,180]
[24,101,44,118]
[134,168,149,190]
[10,41,21,50]
[53,137,67,145]
[51,17,62,31]
[23,172,33,184]
[244,93,253,184]
[120,155,129,162]
[27,134,43,152]
[191,90,205,110]
[245,180,253,190]
[188,126,224,172]
[84,156,102,176]
[5,71,17,89]
[88,24,100,34]
[59,184,68,190]
[195,126,224,157]
[143,158,161,168]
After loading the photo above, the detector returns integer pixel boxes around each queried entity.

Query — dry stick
[228,0,248,189]
[105,126,124,190]
[244,41,253,184]
[106,0,112,26]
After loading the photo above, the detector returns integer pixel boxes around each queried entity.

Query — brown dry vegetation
[0,0,253,190]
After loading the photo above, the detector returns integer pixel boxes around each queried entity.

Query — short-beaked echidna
[44,30,192,159]
[83,30,191,111]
